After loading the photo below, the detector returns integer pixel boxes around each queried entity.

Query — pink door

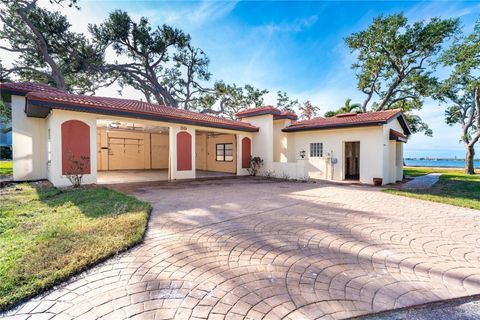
[177,131,192,171]
[62,120,91,174]
[241,137,251,169]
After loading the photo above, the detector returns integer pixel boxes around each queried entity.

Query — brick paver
[3,178,480,320]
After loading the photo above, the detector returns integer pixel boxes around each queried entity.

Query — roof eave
[236,110,281,119]
[397,114,412,136]
[0,88,29,97]
[282,121,385,132]
[28,99,259,133]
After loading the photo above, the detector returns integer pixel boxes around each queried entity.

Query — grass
[402,166,464,177]
[385,166,480,210]
[0,161,12,177]
[0,182,151,311]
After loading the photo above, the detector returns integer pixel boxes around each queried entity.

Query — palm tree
[338,98,362,114]
[324,98,362,117]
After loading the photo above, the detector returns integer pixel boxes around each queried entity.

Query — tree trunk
[16,6,66,90]
[465,144,475,174]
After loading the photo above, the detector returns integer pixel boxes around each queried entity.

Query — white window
[310,143,323,157]
[216,143,233,162]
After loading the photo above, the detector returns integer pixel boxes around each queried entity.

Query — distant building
[0,122,12,147]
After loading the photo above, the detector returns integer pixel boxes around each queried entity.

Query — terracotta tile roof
[1,82,258,132]
[274,111,298,121]
[389,129,408,142]
[0,82,66,95]
[283,109,410,133]
[236,106,282,118]
[26,90,259,132]
[236,106,299,121]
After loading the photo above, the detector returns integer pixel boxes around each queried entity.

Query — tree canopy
[199,82,268,119]
[0,0,104,93]
[324,98,361,117]
[89,10,193,107]
[276,91,300,112]
[434,19,480,174]
[299,100,319,120]
[346,13,459,135]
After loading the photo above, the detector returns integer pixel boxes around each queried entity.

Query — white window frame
[310,143,323,157]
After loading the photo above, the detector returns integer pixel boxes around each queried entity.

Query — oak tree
[0,0,104,93]
[346,13,459,135]
[434,20,480,174]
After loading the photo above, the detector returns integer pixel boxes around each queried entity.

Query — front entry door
[345,142,360,180]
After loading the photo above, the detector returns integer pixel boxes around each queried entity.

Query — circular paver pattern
[3,178,480,320]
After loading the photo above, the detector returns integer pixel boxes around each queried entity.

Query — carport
[96,118,170,184]
[2,82,258,187]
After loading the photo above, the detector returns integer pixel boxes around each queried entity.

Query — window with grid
[216,143,233,162]
[310,143,323,157]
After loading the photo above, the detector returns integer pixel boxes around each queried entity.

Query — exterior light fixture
[300,150,306,159]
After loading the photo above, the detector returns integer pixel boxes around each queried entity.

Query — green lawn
[385,167,480,210]
[0,161,12,177]
[0,183,151,311]
[402,166,464,177]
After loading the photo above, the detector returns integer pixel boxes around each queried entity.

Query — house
[1,82,410,186]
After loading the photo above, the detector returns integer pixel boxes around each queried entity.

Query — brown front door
[345,142,360,180]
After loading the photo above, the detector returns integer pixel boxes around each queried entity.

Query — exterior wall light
[300,150,306,159]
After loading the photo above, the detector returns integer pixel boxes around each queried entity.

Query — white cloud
[256,15,319,35]
[127,0,239,30]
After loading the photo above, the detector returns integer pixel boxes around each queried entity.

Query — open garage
[96,119,170,184]
[95,120,243,184]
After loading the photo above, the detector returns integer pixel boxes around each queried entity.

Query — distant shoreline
[404,165,466,170]
[404,158,480,161]
[404,159,480,169]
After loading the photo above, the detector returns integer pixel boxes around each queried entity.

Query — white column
[11,95,48,181]
[169,125,196,180]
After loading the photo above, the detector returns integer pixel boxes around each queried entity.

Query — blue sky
[41,0,480,158]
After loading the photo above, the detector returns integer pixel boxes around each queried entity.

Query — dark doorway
[345,142,360,180]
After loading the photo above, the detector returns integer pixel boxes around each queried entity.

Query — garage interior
[96,119,169,184]
[196,130,237,176]
[96,120,237,184]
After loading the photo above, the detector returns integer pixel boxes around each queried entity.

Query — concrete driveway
[4,178,480,320]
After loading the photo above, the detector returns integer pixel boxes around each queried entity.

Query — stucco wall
[383,118,405,183]
[241,115,273,172]
[273,119,290,162]
[195,132,237,173]
[206,134,236,173]
[286,126,385,184]
[169,125,195,180]
[47,109,97,187]
[271,160,308,179]
[11,95,48,181]
[195,132,207,170]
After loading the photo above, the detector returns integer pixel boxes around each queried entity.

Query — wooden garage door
[151,133,169,169]
[107,131,145,170]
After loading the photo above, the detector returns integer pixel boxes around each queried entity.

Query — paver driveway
[4,178,480,320]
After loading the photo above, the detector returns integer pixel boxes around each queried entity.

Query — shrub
[248,156,264,176]
[64,151,90,188]
[0,146,12,160]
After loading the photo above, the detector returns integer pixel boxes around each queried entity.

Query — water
[405,159,480,168]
